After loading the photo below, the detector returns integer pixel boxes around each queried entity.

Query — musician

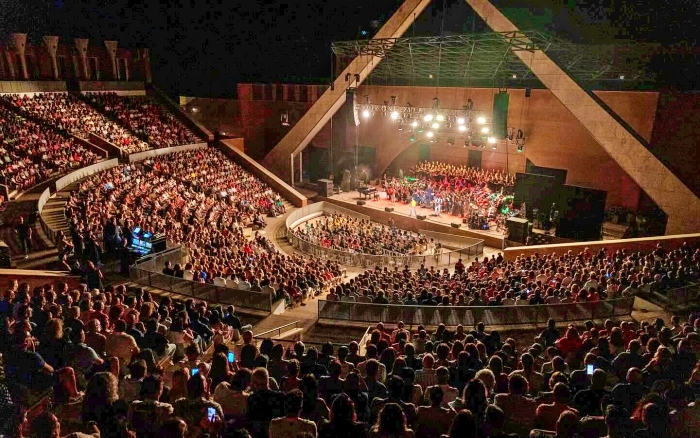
[408,197,417,218]
[386,185,395,203]
[434,196,442,216]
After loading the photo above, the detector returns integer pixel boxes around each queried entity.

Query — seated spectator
[319,393,368,438]
[535,382,579,431]
[443,409,478,438]
[416,386,454,438]
[370,402,415,438]
[172,372,224,437]
[129,374,174,438]
[572,368,610,417]
[427,366,459,407]
[5,330,55,391]
[247,367,285,438]
[119,359,147,403]
[494,374,537,436]
[213,368,251,423]
[105,320,139,376]
[268,388,317,438]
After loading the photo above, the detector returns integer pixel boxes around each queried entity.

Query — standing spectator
[15,216,32,258]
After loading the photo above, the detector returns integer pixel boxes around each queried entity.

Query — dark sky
[1,0,699,97]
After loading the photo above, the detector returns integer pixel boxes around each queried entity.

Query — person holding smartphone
[172,372,224,437]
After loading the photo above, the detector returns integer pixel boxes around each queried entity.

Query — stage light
[390,111,399,120]
[362,109,370,118]
[458,125,467,132]
[477,116,486,124]
[488,137,497,144]
[436,114,445,122]
[411,121,418,127]
[457,117,465,125]
[619,74,625,80]
[512,74,517,79]
[426,131,434,138]
[423,114,433,122]
[517,144,523,153]
[398,125,403,131]
[431,123,439,129]
[410,135,415,142]
[481,127,489,134]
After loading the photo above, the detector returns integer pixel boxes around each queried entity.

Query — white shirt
[213,277,227,287]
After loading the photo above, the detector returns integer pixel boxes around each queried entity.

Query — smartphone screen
[227,351,235,363]
[191,367,199,376]
[586,364,595,375]
[207,407,216,421]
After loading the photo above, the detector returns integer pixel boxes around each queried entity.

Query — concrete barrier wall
[503,233,700,261]
[88,133,123,157]
[0,269,82,288]
[37,188,52,213]
[0,81,67,94]
[286,201,369,229]
[219,139,307,207]
[320,196,504,249]
[128,142,207,162]
[55,158,119,192]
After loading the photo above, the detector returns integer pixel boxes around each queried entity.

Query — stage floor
[328,189,507,244]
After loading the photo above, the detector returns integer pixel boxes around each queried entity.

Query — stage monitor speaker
[416,215,426,220]
[385,207,394,212]
[451,223,460,228]
[506,217,529,244]
[357,200,366,206]
[317,179,333,198]
[492,92,509,139]
[462,218,468,224]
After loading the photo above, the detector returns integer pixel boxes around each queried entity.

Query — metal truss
[332,31,658,89]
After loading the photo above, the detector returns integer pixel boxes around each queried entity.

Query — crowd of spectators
[1,93,149,154]
[86,92,200,149]
[2,276,699,438]
[0,106,99,191]
[382,162,514,225]
[64,148,343,304]
[327,243,700,306]
[293,214,438,256]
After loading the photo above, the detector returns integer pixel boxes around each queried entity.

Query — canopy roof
[332,31,658,90]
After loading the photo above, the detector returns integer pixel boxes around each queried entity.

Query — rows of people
[293,214,438,256]
[86,92,200,149]
[328,243,700,306]
[0,106,99,190]
[1,93,149,154]
[64,148,342,302]
[2,278,699,438]
[382,163,516,229]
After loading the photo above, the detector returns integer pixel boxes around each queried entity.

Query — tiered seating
[0,106,98,191]
[0,93,149,154]
[85,92,201,149]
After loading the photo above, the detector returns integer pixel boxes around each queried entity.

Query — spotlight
[436,114,445,122]
[517,144,523,153]
[423,114,433,122]
[488,137,497,144]
[457,117,465,125]
[619,74,625,80]
[458,125,467,132]
[410,135,415,142]
[398,125,403,131]
[362,109,371,118]
[426,131,434,138]
[390,111,399,120]
[431,123,439,129]
[477,116,486,124]
[481,127,489,134]
[512,74,517,79]
[411,121,418,127]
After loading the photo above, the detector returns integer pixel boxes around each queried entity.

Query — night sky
[1,0,698,97]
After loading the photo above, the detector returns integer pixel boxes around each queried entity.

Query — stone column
[104,40,118,80]
[74,38,89,79]
[10,33,28,80]
[43,36,60,79]
[3,50,16,79]
[142,48,151,83]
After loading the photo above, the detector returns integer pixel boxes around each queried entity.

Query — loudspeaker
[506,217,529,244]
[357,200,366,206]
[525,88,532,98]
[462,218,468,224]
[346,89,359,126]
[451,223,460,228]
[416,215,426,220]
[317,179,333,198]
[492,92,509,139]
[385,207,394,212]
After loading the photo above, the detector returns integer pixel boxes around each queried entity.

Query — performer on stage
[434,196,442,217]
[408,197,417,218]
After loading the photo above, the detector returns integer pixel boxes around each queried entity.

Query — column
[43,36,60,79]
[10,33,28,80]
[104,40,118,80]
[142,48,152,83]
[298,152,303,183]
[74,38,90,79]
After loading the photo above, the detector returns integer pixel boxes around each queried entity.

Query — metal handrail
[255,320,301,339]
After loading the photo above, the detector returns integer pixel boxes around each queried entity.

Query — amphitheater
[1,1,699,437]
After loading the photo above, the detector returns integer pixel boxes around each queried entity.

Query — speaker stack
[385,207,394,212]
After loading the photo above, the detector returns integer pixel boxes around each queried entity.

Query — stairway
[602,222,629,240]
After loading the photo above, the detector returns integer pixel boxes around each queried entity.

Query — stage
[322,186,507,249]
